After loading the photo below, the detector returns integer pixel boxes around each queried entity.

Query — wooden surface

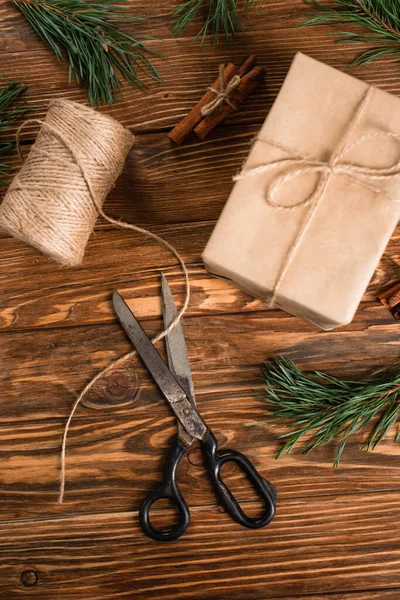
[1,0,400,598]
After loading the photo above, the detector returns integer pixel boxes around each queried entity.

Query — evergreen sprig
[301,1,400,67]
[0,77,29,186]
[252,357,400,465]
[172,0,262,43]
[11,0,162,106]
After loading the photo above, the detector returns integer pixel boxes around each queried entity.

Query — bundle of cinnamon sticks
[379,282,400,320]
[168,55,265,145]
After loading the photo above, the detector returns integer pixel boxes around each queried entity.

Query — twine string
[234,87,400,306]
[7,101,191,504]
[201,64,241,117]
[58,237,190,505]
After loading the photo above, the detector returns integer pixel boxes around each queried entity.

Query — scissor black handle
[203,429,277,529]
[139,437,190,542]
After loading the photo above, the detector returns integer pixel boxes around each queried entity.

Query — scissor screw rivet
[187,447,203,466]
[183,408,190,416]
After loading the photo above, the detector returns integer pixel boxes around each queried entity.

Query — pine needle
[172,0,263,43]
[0,77,29,186]
[301,1,400,67]
[251,357,400,465]
[11,0,163,106]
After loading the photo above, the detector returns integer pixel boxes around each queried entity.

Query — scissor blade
[161,274,196,447]
[113,291,207,442]
[161,273,195,407]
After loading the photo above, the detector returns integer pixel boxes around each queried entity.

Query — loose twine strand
[234,86,400,306]
[201,64,241,117]
[57,223,190,504]
[1,100,190,504]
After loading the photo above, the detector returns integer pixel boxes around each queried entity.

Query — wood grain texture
[0,1,308,50]
[2,401,400,522]
[3,39,399,139]
[1,127,258,225]
[1,0,400,598]
[0,222,399,333]
[0,10,399,141]
[1,492,400,599]
[267,594,400,600]
[1,306,400,422]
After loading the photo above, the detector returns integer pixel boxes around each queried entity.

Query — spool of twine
[0,99,133,266]
[0,99,191,503]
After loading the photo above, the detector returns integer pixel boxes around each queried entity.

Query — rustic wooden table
[1,1,400,598]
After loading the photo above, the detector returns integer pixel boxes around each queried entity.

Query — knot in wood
[82,367,141,410]
[20,570,38,587]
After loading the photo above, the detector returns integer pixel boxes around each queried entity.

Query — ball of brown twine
[0,99,133,266]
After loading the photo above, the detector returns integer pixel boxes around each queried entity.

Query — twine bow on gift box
[234,86,400,307]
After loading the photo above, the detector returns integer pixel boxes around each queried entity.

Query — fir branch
[251,357,400,465]
[301,1,400,67]
[11,0,162,106]
[172,0,262,43]
[0,77,29,186]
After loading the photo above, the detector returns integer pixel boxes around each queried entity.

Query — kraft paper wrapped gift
[202,52,400,330]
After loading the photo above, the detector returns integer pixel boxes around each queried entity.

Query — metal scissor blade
[113,291,207,442]
[161,273,196,447]
[161,273,195,406]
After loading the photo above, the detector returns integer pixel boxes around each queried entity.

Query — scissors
[113,275,277,542]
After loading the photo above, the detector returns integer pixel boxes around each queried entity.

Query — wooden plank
[0,30,398,141]
[0,1,365,51]
[0,307,398,520]
[1,307,400,422]
[0,1,174,50]
[268,592,400,600]
[5,125,400,232]
[0,220,398,333]
[0,126,259,225]
[1,397,400,521]
[1,491,400,599]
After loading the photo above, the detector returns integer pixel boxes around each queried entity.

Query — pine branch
[301,1,400,67]
[0,77,29,186]
[251,357,400,465]
[11,0,162,106]
[172,0,262,43]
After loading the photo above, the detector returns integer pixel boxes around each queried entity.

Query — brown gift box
[202,53,400,330]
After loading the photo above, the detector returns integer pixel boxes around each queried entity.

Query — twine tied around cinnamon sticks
[201,64,241,116]
[168,56,265,145]
[234,86,400,308]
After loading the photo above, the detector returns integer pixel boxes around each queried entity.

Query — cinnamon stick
[167,63,237,146]
[378,281,400,320]
[194,66,266,140]
[237,54,257,77]
[378,282,400,305]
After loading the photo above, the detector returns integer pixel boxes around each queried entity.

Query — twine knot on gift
[233,86,400,307]
[201,63,241,116]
